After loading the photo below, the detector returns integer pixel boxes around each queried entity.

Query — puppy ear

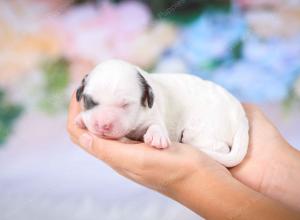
[76,74,88,102]
[137,72,154,108]
[76,85,84,102]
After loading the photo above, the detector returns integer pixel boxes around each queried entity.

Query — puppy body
[76,60,249,167]
[146,72,249,167]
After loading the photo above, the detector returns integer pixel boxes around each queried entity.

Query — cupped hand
[67,94,290,194]
[229,104,300,212]
[67,93,230,193]
[68,94,300,212]
[229,104,291,193]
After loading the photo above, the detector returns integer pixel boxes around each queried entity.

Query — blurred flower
[157,12,246,77]
[154,55,188,73]
[128,22,177,68]
[213,36,300,102]
[0,0,63,86]
[156,9,300,102]
[236,0,300,9]
[56,1,177,77]
[213,61,290,102]
[68,59,95,83]
[238,0,300,38]
[245,7,300,38]
[243,37,300,80]
[58,2,151,63]
[235,0,282,9]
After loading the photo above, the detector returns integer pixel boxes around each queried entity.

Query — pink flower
[236,0,281,9]
[0,0,63,86]
[57,1,152,64]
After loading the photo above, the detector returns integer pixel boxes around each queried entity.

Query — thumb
[79,133,93,150]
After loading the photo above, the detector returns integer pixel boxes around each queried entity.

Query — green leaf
[0,89,23,146]
[38,58,70,114]
[147,0,231,24]
[231,39,244,60]
[42,58,70,92]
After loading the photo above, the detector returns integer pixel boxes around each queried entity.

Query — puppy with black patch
[75,59,249,167]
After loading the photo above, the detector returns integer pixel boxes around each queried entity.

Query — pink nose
[102,123,112,132]
[95,121,113,133]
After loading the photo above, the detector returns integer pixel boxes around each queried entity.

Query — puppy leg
[144,124,171,149]
[183,131,230,154]
[191,139,230,155]
[211,141,230,153]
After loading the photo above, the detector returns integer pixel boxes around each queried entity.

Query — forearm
[164,170,299,219]
[262,143,300,211]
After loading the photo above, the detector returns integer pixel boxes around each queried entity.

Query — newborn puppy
[75,59,249,167]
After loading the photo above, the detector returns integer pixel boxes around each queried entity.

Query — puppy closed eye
[117,101,133,109]
[83,95,99,110]
[120,103,130,109]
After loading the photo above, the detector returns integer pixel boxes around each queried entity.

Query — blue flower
[212,36,300,102]
[157,12,300,102]
[159,12,247,78]
[213,61,290,102]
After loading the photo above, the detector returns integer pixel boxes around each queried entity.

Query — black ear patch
[137,72,154,108]
[76,74,88,102]
[82,94,99,110]
[76,85,84,102]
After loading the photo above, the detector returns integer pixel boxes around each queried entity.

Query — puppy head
[76,59,154,139]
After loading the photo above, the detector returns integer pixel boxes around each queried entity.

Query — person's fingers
[67,92,83,138]
[242,103,272,125]
[68,92,81,119]
[242,103,257,111]
[242,103,279,134]
[78,132,160,171]
[242,103,261,120]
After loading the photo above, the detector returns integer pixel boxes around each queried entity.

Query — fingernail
[79,133,92,150]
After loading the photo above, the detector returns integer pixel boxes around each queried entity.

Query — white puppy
[75,59,249,167]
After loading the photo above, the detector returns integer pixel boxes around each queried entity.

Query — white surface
[0,103,299,220]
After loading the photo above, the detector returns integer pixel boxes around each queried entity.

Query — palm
[230,105,286,192]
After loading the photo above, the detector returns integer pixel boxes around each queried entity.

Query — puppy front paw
[144,125,170,149]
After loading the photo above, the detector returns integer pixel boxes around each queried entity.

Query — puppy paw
[144,125,170,149]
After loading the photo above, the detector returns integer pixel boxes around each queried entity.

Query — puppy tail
[203,117,249,168]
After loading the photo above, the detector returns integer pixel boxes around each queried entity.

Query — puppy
[75,59,249,167]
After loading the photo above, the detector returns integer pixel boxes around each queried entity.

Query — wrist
[162,159,245,218]
[162,150,231,195]
[165,169,229,217]
[165,167,269,219]
[260,142,300,210]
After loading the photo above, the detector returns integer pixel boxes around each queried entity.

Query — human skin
[67,94,300,219]
[230,104,300,211]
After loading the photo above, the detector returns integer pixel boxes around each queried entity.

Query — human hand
[67,93,231,193]
[230,104,300,210]
[67,93,300,217]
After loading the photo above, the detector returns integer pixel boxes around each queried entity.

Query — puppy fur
[75,59,249,167]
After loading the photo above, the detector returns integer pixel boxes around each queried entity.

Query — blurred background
[1,0,300,219]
